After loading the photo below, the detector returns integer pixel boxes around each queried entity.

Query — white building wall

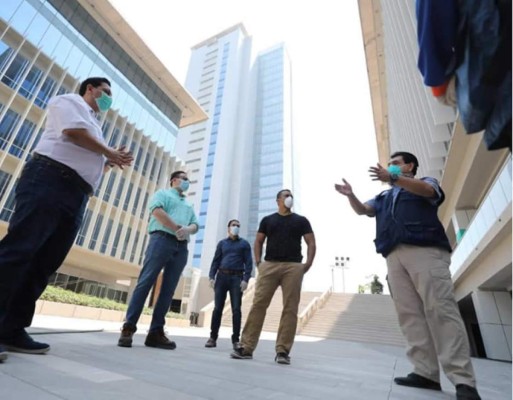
[380,0,456,179]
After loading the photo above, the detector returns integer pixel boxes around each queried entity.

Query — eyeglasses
[99,87,112,96]
[178,176,189,181]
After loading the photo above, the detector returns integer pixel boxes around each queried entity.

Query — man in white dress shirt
[0,77,132,360]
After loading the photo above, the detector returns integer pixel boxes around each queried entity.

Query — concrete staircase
[299,293,405,347]
[221,288,322,333]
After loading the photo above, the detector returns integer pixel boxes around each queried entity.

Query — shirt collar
[170,187,185,198]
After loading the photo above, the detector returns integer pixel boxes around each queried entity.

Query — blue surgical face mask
[179,179,190,192]
[387,165,402,175]
[95,91,113,112]
[229,226,240,236]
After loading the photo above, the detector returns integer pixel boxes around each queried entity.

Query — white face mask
[284,196,293,209]
[230,226,240,236]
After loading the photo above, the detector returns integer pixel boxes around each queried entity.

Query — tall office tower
[175,25,294,313]
[246,44,294,249]
[0,0,205,305]
[358,0,512,361]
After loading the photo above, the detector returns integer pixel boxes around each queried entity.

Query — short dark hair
[79,77,111,96]
[227,219,239,227]
[276,189,292,199]
[170,170,186,181]
[390,151,419,176]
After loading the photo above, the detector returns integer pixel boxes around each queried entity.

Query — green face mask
[387,165,402,175]
[95,91,113,112]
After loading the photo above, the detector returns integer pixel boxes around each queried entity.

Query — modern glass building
[0,0,206,304]
[246,44,294,249]
[358,0,512,361]
[175,25,294,314]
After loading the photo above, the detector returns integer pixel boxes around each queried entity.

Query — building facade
[358,0,511,361]
[0,0,206,305]
[175,25,294,314]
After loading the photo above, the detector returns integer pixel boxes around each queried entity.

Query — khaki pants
[240,261,304,354]
[387,244,476,386]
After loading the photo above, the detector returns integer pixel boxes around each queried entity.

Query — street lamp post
[333,256,350,293]
[329,265,335,291]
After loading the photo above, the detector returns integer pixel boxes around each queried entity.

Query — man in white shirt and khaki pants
[0,77,132,361]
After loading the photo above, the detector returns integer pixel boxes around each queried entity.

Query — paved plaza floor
[0,315,510,399]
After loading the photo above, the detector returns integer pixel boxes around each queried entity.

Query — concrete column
[126,277,139,304]
[472,290,512,361]
[452,209,475,243]
[186,268,202,314]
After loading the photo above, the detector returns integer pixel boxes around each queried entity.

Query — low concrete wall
[35,300,189,328]
[297,287,333,334]
[197,279,257,328]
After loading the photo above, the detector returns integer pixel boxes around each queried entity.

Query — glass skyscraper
[175,25,294,313]
[247,44,294,248]
[0,0,205,304]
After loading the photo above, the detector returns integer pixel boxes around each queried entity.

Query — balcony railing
[450,157,512,278]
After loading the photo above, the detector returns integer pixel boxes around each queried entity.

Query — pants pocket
[429,267,454,300]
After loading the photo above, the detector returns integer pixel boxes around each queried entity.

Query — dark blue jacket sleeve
[209,241,223,280]
[416,0,459,86]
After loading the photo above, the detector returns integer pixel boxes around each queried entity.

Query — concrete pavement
[0,315,510,399]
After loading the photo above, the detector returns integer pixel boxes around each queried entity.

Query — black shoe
[118,324,136,348]
[230,347,252,359]
[205,338,216,348]
[0,330,50,354]
[232,341,241,351]
[0,344,7,361]
[275,352,291,365]
[144,328,176,350]
[456,384,481,400]
[394,373,441,391]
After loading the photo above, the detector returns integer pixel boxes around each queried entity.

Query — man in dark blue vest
[335,152,481,400]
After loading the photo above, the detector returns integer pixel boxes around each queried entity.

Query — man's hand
[106,145,133,169]
[334,179,353,196]
[209,279,215,290]
[240,280,248,292]
[303,263,312,274]
[368,163,391,183]
[176,225,194,241]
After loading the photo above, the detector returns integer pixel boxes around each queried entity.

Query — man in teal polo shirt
[118,170,198,350]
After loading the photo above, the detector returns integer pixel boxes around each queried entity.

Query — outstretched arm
[334,179,375,217]
[369,164,435,198]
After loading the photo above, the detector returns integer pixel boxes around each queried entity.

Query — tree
[370,275,384,294]
[358,284,366,294]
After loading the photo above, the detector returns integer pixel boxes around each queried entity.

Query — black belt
[218,268,243,276]
[32,153,93,196]
[150,230,187,243]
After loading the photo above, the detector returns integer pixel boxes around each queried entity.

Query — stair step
[221,291,405,347]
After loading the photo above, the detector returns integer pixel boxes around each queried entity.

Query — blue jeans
[0,157,88,335]
[125,232,188,332]
[210,273,242,343]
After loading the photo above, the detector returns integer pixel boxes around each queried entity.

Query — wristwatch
[389,173,400,184]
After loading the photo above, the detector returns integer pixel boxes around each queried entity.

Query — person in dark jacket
[416,0,511,152]
[335,152,481,400]
[205,219,252,350]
